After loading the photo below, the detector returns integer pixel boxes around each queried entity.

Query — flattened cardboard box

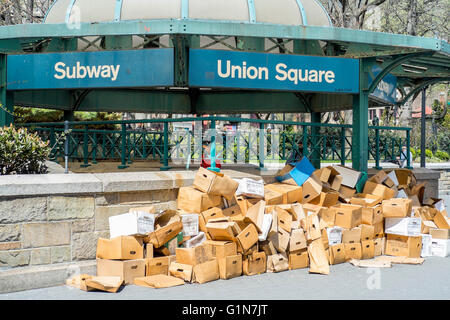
[289,250,309,270]
[385,234,422,258]
[97,258,146,285]
[175,244,214,266]
[177,186,222,213]
[361,240,375,260]
[204,240,237,259]
[344,243,362,261]
[134,275,185,289]
[66,274,96,292]
[146,256,170,276]
[243,251,266,276]
[96,236,144,260]
[169,262,193,282]
[85,276,123,293]
[218,254,242,280]
[193,259,220,284]
[305,213,321,241]
[328,243,346,265]
[333,204,362,229]
[308,238,330,275]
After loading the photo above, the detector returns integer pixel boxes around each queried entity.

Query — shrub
[435,150,450,161]
[425,149,433,158]
[0,125,50,175]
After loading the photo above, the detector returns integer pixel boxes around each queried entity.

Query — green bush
[0,125,51,175]
[425,149,433,158]
[435,150,450,161]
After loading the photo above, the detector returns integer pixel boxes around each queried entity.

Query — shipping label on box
[430,238,450,257]
[218,254,242,280]
[97,258,146,285]
[109,212,156,239]
[385,217,422,236]
[181,214,199,237]
[184,232,206,248]
[289,250,309,270]
[326,227,343,245]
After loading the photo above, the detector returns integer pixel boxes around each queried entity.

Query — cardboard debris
[75,164,448,293]
[134,275,185,288]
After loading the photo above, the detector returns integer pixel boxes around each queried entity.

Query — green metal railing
[18,116,412,171]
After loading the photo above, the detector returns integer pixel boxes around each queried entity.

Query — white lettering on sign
[217,60,335,85]
[54,62,120,81]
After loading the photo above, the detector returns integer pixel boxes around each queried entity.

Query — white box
[421,234,433,257]
[235,178,264,198]
[431,238,450,257]
[385,217,421,236]
[109,212,156,239]
[184,232,206,248]
[387,171,399,187]
[181,214,199,237]
[326,226,343,245]
[258,214,273,241]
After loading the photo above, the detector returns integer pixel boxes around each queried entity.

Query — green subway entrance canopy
[0,0,449,172]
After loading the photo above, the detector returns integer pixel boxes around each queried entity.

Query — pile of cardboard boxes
[66,158,450,292]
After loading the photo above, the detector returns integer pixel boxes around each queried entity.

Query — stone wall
[0,170,259,270]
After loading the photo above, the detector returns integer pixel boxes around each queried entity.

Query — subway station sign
[6,48,174,90]
[189,49,360,93]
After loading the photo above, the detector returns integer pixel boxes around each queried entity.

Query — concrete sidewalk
[1,256,448,300]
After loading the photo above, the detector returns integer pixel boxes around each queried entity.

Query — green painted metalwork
[114,0,124,22]
[118,123,128,169]
[295,0,308,25]
[247,0,256,23]
[310,112,321,169]
[161,122,171,171]
[65,0,76,24]
[0,54,13,127]
[397,77,450,106]
[181,0,189,19]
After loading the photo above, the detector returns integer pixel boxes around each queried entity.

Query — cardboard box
[421,220,437,234]
[134,275,185,288]
[421,234,432,257]
[267,253,289,273]
[276,157,316,186]
[289,250,309,270]
[96,236,144,260]
[177,186,222,213]
[264,187,284,206]
[169,262,193,282]
[363,181,396,200]
[344,243,362,261]
[204,240,237,259]
[146,220,183,249]
[318,208,336,228]
[328,243,346,265]
[244,200,266,233]
[268,227,290,254]
[258,214,273,241]
[146,256,170,276]
[235,196,259,215]
[157,232,183,256]
[361,240,375,260]
[374,237,385,256]
[310,191,339,208]
[206,218,241,241]
[265,183,302,204]
[198,208,224,235]
[333,165,362,188]
[290,228,307,252]
[235,178,265,198]
[218,254,242,280]
[85,276,123,293]
[192,259,220,284]
[193,167,239,200]
[326,227,343,245]
[333,204,362,229]
[259,240,277,257]
[373,221,384,237]
[433,210,450,229]
[236,224,259,253]
[385,217,422,236]
[342,227,361,244]
[350,194,383,207]
[385,234,422,258]
[305,213,321,241]
[109,211,156,239]
[66,274,96,292]
[382,199,412,218]
[360,224,375,241]
[394,169,414,187]
[369,170,389,184]
[176,244,214,266]
[339,185,357,201]
[301,175,322,204]
[430,238,450,257]
[243,251,266,275]
[430,228,450,239]
[144,243,153,259]
[180,214,199,237]
[96,258,146,285]
[315,166,342,191]
[307,238,330,275]
[276,207,293,233]
[184,232,207,248]
[361,205,383,225]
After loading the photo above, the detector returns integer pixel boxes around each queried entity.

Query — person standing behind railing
[396,145,413,168]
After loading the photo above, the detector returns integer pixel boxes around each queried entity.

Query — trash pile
[66,157,450,292]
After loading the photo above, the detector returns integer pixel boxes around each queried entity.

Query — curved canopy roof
[44,0,332,27]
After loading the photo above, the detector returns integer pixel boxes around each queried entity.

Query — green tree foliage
[0,125,50,175]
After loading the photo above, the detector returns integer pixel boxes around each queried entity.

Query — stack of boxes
[66,159,450,292]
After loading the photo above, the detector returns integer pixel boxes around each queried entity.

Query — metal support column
[118,123,129,169]
[160,121,171,171]
[209,120,220,173]
[80,125,91,168]
[259,122,265,170]
[0,54,13,127]
[420,88,427,168]
[64,110,74,122]
[310,112,321,169]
